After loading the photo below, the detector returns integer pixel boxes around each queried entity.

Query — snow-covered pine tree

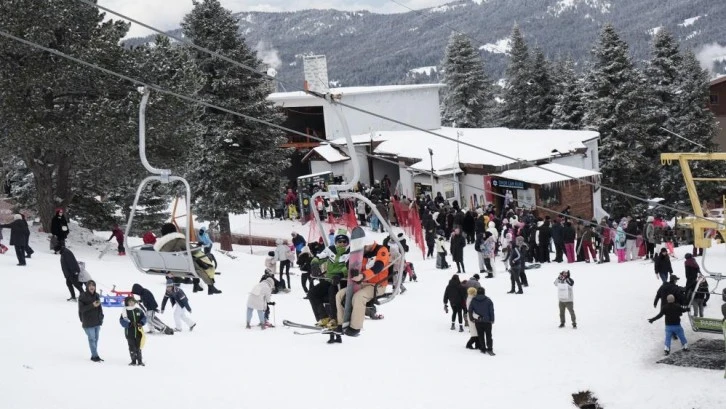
[182,0,289,250]
[582,24,657,217]
[0,0,132,231]
[551,57,585,130]
[499,25,531,129]
[440,33,495,127]
[668,50,726,206]
[526,48,556,129]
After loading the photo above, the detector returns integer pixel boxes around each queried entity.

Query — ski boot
[129,351,137,366]
[459,325,464,333]
[207,283,222,295]
[192,283,204,293]
[327,325,343,344]
[137,350,145,366]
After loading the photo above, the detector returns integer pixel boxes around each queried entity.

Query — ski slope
[1,223,724,409]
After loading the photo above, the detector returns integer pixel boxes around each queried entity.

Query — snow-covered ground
[2,221,725,409]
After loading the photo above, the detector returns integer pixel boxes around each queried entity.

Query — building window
[540,185,560,208]
[710,94,719,105]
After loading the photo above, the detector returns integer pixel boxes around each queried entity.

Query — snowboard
[342,227,366,331]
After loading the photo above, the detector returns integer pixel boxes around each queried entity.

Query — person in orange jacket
[332,242,390,340]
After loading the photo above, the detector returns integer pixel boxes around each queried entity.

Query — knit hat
[268,251,275,257]
[13,214,21,220]
[666,294,675,303]
[334,234,349,244]
[165,278,175,287]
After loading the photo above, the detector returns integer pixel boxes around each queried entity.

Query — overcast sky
[98,0,448,38]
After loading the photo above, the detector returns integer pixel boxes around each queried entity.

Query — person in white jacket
[465,287,479,349]
[275,239,291,290]
[247,276,275,329]
[554,270,576,329]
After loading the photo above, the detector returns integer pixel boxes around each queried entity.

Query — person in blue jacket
[291,231,306,256]
[198,226,217,269]
[119,297,147,366]
[468,287,496,356]
[161,281,196,332]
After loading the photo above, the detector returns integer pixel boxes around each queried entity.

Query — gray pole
[428,148,435,197]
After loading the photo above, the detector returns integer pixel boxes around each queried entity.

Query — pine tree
[643,29,682,152]
[182,0,289,250]
[0,0,132,231]
[440,33,494,127]
[583,24,657,217]
[526,48,556,129]
[551,57,585,130]
[500,25,531,129]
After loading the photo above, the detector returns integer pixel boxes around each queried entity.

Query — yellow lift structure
[661,152,726,336]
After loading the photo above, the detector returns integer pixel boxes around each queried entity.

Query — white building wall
[310,160,332,175]
[460,173,487,209]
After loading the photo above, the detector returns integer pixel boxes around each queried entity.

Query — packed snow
[409,66,438,76]
[549,0,611,15]
[2,219,725,409]
[679,16,702,27]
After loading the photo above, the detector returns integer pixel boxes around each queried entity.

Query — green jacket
[312,245,350,279]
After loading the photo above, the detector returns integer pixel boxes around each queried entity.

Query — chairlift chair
[686,244,725,334]
[124,89,200,279]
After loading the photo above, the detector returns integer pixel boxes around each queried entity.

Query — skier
[450,227,467,274]
[356,200,367,226]
[131,283,164,334]
[57,243,84,301]
[198,226,217,268]
[50,208,69,252]
[653,247,673,284]
[275,238,292,291]
[468,287,496,356]
[435,235,450,269]
[107,224,125,256]
[308,232,350,329]
[597,218,612,263]
[155,223,221,295]
[78,280,104,362]
[554,270,577,328]
[648,294,689,355]
[247,274,275,329]
[444,274,467,332]
[333,241,390,338]
[161,282,196,332]
[580,224,597,263]
[119,296,146,366]
[0,214,30,266]
[464,286,479,349]
[625,218,639,261]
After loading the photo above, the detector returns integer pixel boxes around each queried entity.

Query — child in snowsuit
[107,225,125,255]
[161,282,196,332]
[119,296,147,366]
[247,275,275,329]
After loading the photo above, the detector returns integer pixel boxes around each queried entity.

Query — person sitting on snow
[155,223,221,295]
[331,241,390,342]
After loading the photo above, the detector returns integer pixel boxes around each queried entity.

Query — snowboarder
[648,294,689,355]
[308,233,350,329]
[333,241,390,338]
[161,282,196,332]
[0,214,30,266]
[468,287,496,356]
[653,247,673,284]
[247,274,275,329]
[119,296,146,366]
[444,274,467,332]
[554,270,577,328]
[107,224,125,256]
[450,228,466,274]
[78,280,104,362]
[50,208,69,252]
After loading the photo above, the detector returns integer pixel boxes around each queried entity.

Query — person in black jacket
[551,217,564,263]
[20,214,34,258]
[538,220,552,263]
[0,214,30,266]
[653,275,684,309]
[57,244,84,301]
[468,287,496,356]
[683,253,700,298]
[424,214,436,259]
[119,297,147,366]
[450,228,467,274]
[653,247,673,283]
[507,236,525,294]
[648,294,689,355]
[131,283,162,333]
[78,280,104,362]
[296,246,314,295]
[51,208,69,252]
[444,274,467,332]
[462,211,476,244]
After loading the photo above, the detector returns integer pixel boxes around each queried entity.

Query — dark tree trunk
[218,213,233,251]
[28,154,73,234]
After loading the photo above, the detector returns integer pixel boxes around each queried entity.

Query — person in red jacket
[107,225,125,255]
[332,242,390,340]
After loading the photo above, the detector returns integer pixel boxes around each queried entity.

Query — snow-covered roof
[493,163,601,186]
[710,75,726,87]
[358,127,598,175]
[302,145,350,163]
[268,84,443,103]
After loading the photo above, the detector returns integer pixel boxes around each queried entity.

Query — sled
[140,329,147,349]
